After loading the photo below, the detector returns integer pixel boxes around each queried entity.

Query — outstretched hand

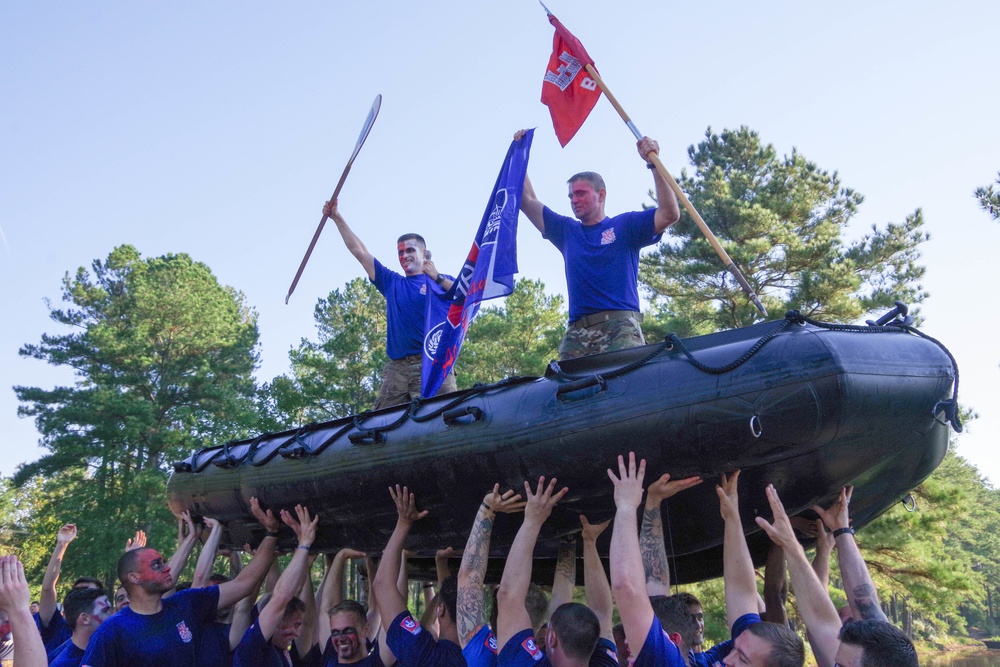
[56,523,78,546]
[523,476,569,525]
[281,505,319,547]
[125,530,147,552]
[250,497,281,533]
[754,484,798,550]
[716,470,742,523]
[608,452,646,511]
[389,485,429,525]
[580,515,610,542]
[812,486,854,532]
[484,483,526,514]
[646,472,703,504]
[0,555,30,611]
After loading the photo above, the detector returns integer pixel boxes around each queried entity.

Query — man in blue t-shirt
[323,199,457,409]
[514,132,680,360]
[49,588,112,667]
[82,498,281,667]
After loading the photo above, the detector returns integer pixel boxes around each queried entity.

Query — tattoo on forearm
[853,584,887,621]
[555,542,575,583]
[457,514,494,635]
[640,507,669,585]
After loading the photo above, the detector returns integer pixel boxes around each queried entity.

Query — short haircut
[397,233,426,248]
[744,622,804,667]
[650,595,697,638]
[838,619,918,667]
[438,575,458,621]
[117,547,150,588]
[549,603,600,661]
[567,172,606,193]
[329,599,367,623]
[283,597,306,620]
[671,591,702,609]
[175,582,191,592]
[209,573,230,585]
[63,587,106,630]
[73,577,103,590]
[525,583,548,630]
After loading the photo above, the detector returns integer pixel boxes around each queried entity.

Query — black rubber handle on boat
[443,406,484,426]
[349,430,385,445]
[556,375,606,399]
[873,301,908,326]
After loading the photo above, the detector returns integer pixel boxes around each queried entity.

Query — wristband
[833,527,854,538]
[481,501,495,513]
[298,545,311,550]
[422,582,435,589]
[646,162,655,170]
[434,274,445,285]
[265,531,280,538]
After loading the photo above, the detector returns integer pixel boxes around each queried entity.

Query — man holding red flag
[515,131,680,360]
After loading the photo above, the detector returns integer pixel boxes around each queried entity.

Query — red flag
[541,13,602,147]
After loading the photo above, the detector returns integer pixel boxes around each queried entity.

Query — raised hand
[608,452,646,511]
[580,515,610,542]
[125,529,147,552]
[484,483,526,514]
[55,523,78,546]
[389,485,429,525]
[250,497,281,533]
[523,476,569,525]
[646,472,703,504]
[281,505,319,547]
[812,486,854,532]
[754,485,799,550]
[716,470,742,523]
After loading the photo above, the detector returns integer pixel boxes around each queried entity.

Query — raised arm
[812,520,835,591]
[324,199,376,280]
[0,555,47,667]
[217,497,279,610]
[373,486,429,625]
[608,453,655,649]
[39,523,77,626]
[812,486,888,622]
[580,515,613,640]
[641,473,703,596]
[457,484,525,643]
[716,471,759,630]
[637,136,681,234]
[496,476,568,649]
[548,535,576,621]
[761,542,788,626]
[255,505,319,643]
[193,517,224,588]
[514,130,545,234]
[165,511,199,589]
[757,485,841,667]
[296,554,320,658]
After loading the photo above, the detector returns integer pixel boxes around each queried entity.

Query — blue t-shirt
[234,621,321,667]
[321,636,384,667]
[198,621,233,667]
[81,586,220,667]
[50,642,86,667]
[462,624,498,667]
[497,629,617,667]
[689,613,759,667]
[542,207,660,322]
[48,637,73,663]
[631,616,688,667]
[35,609,72,657]
[385,611,466,667]
[372,259,451,360]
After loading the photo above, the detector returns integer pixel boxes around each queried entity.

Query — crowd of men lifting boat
[0,135,920,666]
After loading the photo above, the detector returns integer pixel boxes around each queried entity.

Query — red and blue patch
[521,636,544,661]
[399,615,422,636]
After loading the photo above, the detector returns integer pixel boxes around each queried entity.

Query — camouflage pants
[558,311,646,361]
[374,354,458,410]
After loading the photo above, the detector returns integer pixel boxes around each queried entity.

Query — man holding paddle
[323,199,458,409]
[514,131,680,360]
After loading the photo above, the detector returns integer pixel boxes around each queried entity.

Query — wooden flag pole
[584,64,768,318]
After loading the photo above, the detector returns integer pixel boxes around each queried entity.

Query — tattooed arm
[641,472,703,596]
[457,484,525,644]
[813,487,888,622]
[549,535,577,620]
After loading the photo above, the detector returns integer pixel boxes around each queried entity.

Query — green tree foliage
[458,278,565,387]
[264,277,387,427]
[975,172,1000,221]
[11,244,260,585]
[639,127,929,336]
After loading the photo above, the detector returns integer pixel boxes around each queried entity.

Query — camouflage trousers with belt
[558,310,646,361]
[374,354,458,410]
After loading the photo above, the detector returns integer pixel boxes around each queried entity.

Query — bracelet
[833,527,854,538]
[265,531,280,538]
[646,162,655,170]
[298,545,311,550]
[422,582,435,589]
[481,501,495,513]
[434,274,445,285]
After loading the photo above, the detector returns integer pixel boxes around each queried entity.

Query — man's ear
[667,631,683,647]
[127,571,140,585]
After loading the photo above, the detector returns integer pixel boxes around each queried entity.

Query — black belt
[570,310,642,328]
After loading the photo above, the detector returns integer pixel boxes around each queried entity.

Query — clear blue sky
[2,2,998,487]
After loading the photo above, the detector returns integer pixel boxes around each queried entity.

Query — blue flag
[421,130,535,397]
